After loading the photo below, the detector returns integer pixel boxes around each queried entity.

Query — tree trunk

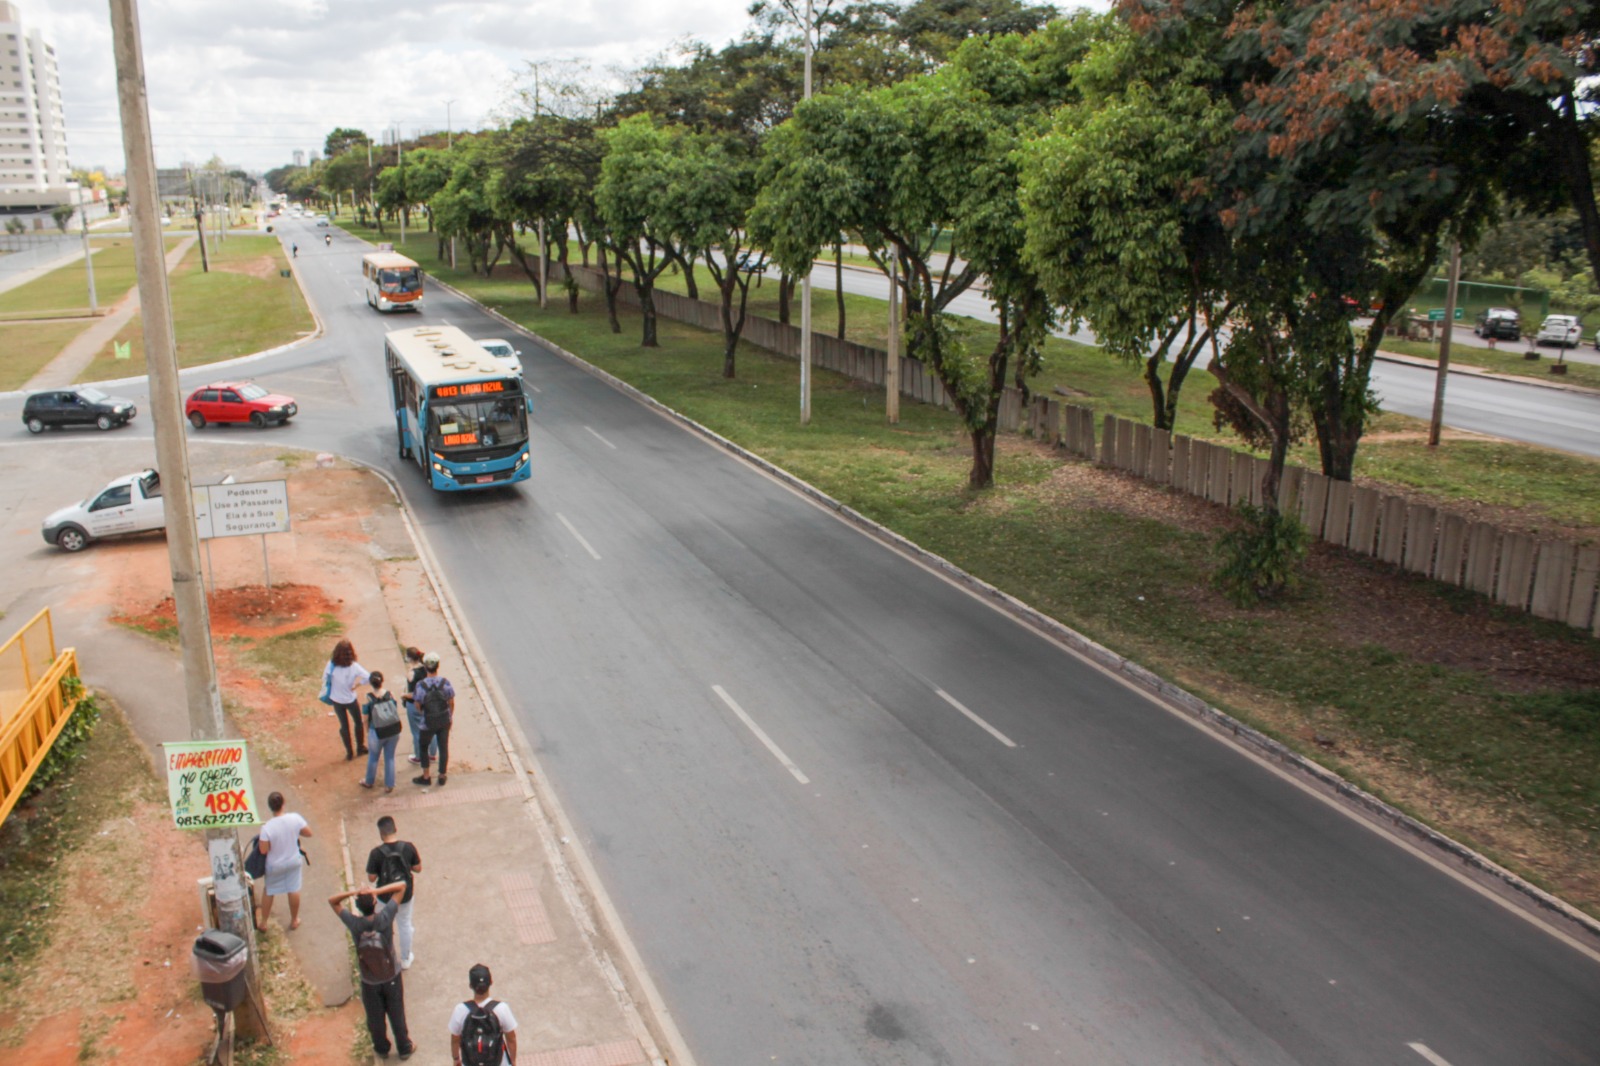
[778,272,792,324]
[673,248,699,299]
[597,245,622,333]
[968,426,996,489]
[639,280,658,347]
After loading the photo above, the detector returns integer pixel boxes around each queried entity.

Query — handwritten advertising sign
[192,479,290,540]
[163,740,260,829]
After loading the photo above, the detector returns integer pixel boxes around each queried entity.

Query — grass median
[343,222,1600,912]
[75,234,313,382]
[1375,331,1600,391]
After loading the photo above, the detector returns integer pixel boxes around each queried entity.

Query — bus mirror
[525,397,534,415]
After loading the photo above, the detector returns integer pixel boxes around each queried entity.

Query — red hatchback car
[185,382,298,428]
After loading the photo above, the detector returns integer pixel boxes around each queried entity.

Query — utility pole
[188,170,210,273]
[445,101,457,270]
[886,254,899,424]
[799,0,814,425]
[395,124,406,247]
[1428,239,1461,448]
[78,183,97,313]
[110,0,269,1045]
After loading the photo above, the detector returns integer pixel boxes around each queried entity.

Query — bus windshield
[429,395,527,451]
[379,268,421,295]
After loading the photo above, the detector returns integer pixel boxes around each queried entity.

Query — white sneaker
[402,954,414,970]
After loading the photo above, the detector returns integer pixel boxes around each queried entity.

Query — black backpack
[419,678,451,729]
[459,999,505,1066]
[375,843,411,896]
[356,923,397,983]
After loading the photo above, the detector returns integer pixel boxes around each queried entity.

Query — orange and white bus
[361,249,423,313]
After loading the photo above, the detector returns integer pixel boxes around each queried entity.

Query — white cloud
[27,0,756,172]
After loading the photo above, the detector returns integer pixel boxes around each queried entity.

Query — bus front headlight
[519,452,529,465]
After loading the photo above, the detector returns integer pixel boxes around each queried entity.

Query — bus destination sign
[432,380,513,399]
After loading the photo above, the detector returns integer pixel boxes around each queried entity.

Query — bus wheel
[399,444,412,460]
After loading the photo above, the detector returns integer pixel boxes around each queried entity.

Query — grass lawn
[0,236,179,320]
[0,320,96,391]
[1376,331,1600,391]
[76,235,313,382]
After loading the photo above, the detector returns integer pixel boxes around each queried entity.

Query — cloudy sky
[31,0,761,174]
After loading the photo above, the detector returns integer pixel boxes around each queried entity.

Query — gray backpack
[368,693,401,732]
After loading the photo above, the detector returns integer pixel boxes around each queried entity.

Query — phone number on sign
[175,811,255,827]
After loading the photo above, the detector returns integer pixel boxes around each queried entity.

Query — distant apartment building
[0,1,74,212]
[293,149,305,167]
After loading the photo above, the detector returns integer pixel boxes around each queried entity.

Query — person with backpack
[401,646,437,767]
[365,815,421,969]
[412,651,455,787]
[450,964,517,1066]
[329,881,414,1060]
[359,671,405,791]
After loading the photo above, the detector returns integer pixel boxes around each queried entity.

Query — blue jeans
[406,701,437,762]
[364,729,401,788]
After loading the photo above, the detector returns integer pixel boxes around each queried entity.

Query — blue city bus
[385,326,532,491]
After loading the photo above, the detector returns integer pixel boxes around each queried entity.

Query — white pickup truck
[42,469,165,552]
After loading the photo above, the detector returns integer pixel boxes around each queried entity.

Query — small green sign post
[1427,308,1465,322]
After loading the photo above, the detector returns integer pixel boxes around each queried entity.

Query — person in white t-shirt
[449,964,517,1066]
[256,790,313,931]
[323,638,372,761]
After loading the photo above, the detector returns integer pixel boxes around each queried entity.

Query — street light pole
[799,0,814,425]
[109,0,269,1044]
[445,101,457,270]
[395,124,406,247]
[1428,239,1461,448]
[78,184,97,313]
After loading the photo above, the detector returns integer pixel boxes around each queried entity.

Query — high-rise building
[293,149,305,168]
[0,1,73,211]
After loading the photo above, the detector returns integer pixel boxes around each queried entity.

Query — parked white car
[1535,314,1582,348]
[42,469,165,552]
[477,338,523,377]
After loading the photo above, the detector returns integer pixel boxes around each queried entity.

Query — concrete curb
[338,453,683,1066]
[0,237,328,401]
[428,273,1600,953]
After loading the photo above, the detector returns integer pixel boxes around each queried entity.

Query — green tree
[1118,0,1505,480]
[1021,35,1235,431]
[324,127,370,159]
[596,115,693,347]
[754,23,1095,487]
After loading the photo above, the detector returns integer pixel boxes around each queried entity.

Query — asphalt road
[813,264,1600,459]
[7,217,1598,1065]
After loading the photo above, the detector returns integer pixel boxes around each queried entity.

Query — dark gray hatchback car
[22,387,138,433]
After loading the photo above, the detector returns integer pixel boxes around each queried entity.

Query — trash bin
[191,931,248,1012]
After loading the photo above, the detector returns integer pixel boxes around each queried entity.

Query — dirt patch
[212,254,281,281]
[113,583,339,642]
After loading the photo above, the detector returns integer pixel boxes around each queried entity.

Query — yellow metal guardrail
[0,608,82,826]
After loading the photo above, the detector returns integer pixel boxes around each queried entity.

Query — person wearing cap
[411,651,456,787]
[450,964,517,1066]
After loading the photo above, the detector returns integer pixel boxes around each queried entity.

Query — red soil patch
[113,583,339,641]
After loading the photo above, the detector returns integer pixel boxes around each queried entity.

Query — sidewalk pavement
[30,449,673,1066]
[22,235,197,391]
